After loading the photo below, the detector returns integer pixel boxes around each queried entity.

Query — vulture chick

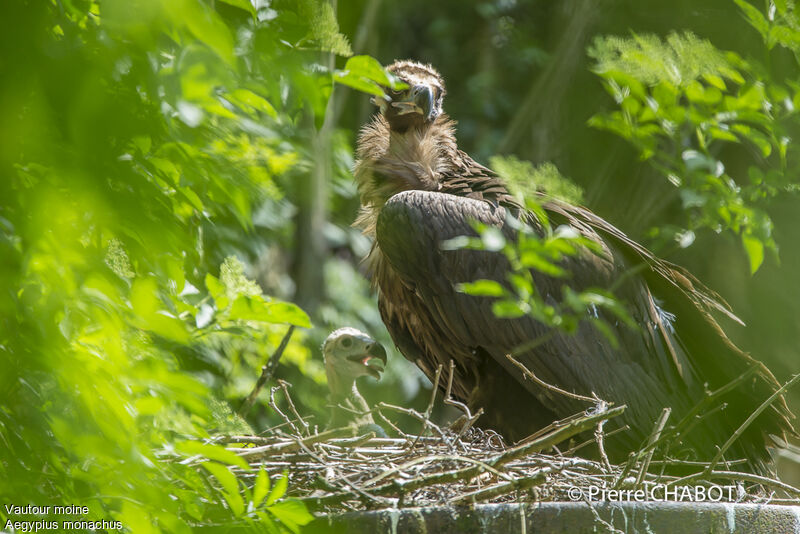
[322,327,387,435]
[353,59,794,473]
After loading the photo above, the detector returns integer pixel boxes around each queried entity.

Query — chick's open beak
[347,341,387,379]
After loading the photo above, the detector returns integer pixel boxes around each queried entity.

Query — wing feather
[377,190,700,447]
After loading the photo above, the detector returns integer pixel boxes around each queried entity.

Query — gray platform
[305,502,800,533]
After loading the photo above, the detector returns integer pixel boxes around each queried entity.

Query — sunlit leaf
[265,472,289,506]
[218,0,256,17]
[457,279,506,297]
[742,233,765,273]
[177,441,249,470]
[267,499,314,534]
[253,466,271,507]
[492,300,526,318]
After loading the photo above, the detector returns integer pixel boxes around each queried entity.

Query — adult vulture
[353,60,794,472]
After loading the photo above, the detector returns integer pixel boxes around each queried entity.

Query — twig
[227,428,354,458]
[269,386,301,436]
[377,410,408,438]
[506,353,595,403]
[519,408,615,446]
[411,364,442,446]
[450,467,552,504]
[278,379,310,437]
[239,326,295,416]
[648,366,758,452]
[668,470,800,500]
[635,407,671,486]
[362,454,511,487]
[593,398,612,473]
[377,402,448,441]
[497,406,626,465]
[564,425,629,456]
[707,373,800,473]
[296,433,388,506]
[444,359,483,437]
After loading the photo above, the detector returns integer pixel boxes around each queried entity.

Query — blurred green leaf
[253,466,271,507]
[176,440,250,470]
[218,0,256,17]
[334,55,408,97]
[202,462,245,516]
[267,499,314,534]
[742,234,765,273]
[265,472,289,506]
[492,300,526,318]
[733,0,769,39]
[458,279,506,297]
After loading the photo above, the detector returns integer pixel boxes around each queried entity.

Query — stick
[497,405,626,465]
[279,379,310,437]
[449,468,550,504]
[593,399,612,473]
[228,428,354,458]
[444,359,483,438]
[506,353,596,403]
[564,425,629,456]
[239,326,295,416]
[635,407,671,485]
[707,373,800,473]
[411,364,442,445]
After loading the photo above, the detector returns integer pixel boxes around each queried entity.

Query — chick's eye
[340,337,353,349]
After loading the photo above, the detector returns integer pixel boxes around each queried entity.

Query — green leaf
[492,300,526,318]
[334,72,385,97]
[344,55,399,88]
[703,73,727,90]
[733,0,770,38]
[165,0,236,66]
[742,234,765,273]
[708,126,739,142]
[176,441,249,470]
[267,499,314,534]
[228,296,311,327]
[202,462,245,516]
[266,472,289,506]
[253,467,271,507]
[519,251,566,277]
[457,280,506,297]
[334,56,408,96]
[218,0,256,17]
[205,273,225,300]
[130,278,190,342]
[226,89,277,118]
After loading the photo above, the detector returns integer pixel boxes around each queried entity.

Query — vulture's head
[373,60,446,131]
[322,327,387,398]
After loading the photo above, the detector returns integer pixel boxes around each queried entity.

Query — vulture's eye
[340,337,353,349]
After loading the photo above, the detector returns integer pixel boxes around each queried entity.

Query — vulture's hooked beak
[347,341,387,379]
[390,84,436,121]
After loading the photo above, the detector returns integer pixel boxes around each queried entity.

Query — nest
[211,367,800,514]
